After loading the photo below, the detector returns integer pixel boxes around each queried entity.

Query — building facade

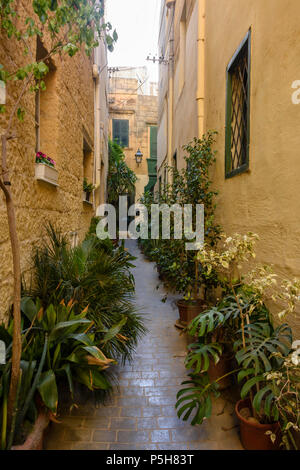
[158,0,300,330]
[109,67,158,201]
[0,3,109,321]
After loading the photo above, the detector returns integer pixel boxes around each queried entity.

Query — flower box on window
[35,152,58,186]
[35,163,58,186]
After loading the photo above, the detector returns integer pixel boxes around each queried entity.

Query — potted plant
[176,232,300,450]
[35,152,58,186]
[185,296,244,390]
[83,177,95,202]
[0,297,115,449]
[234,321,292,450]
[140,132,222,327]
[264,341,300,450]
[172,255,208,326]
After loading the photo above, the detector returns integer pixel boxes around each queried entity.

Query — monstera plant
[176,232,300,450]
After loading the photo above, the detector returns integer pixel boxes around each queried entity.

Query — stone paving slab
[44,240,243,450]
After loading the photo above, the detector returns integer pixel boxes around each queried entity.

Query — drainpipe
[166,0,175,175]
[197,0,206,138]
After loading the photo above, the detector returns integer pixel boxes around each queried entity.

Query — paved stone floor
[45,240,243,450]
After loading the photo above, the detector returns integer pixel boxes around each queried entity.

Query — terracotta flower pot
[235,398,281,450]
[207,355,232,390]
[177,299,207,326]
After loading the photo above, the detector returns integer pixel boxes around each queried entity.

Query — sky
[106,0,160,83]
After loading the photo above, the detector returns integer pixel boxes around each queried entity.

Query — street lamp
[135,148,143,165]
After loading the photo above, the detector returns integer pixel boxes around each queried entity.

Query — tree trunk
[0,135,22,424]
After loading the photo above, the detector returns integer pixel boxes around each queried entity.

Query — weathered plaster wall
[109,76,158,201]
[157,0,300,333]
[205,0,300,331]
[173,0,198,171]
[157,0,198,185]
[0,2,96,321]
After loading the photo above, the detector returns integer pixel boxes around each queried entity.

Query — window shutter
[150,126,157,158]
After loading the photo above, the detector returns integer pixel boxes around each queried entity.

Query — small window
[83,137,93,201]
[225,30,251,178]
[112,119,129,148]
[150,126,157,158]
[173,151,177,170]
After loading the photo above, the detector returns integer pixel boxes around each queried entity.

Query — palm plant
[24,224,145,364]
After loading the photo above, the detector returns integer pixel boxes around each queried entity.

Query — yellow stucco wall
[109,77,158,201]
[157,0,198,183]
[0,2,97,321]
[205,0,300,330]
[173,0,198,171]
[158,0,300,333]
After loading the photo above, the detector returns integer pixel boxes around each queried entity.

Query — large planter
[235,398,281,450]
[177,299,207,326]
[35,163,58,186]
[207,354,232,390]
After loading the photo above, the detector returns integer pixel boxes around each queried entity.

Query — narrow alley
[45,241,242,451]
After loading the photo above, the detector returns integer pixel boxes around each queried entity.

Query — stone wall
[109,76,158,201]
[0,2,97,321]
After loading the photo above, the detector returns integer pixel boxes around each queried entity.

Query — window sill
[225,163,249,179]
[35,163,59,187]
[82,191,93,205]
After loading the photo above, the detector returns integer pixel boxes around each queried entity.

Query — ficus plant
[140,132,221,303]
[0,0,117,423]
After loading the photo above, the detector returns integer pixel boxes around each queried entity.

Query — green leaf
[17,107,25,121]
[37,370,58,413]
[59,363,74,398]
[21,297,38,322]
[75,367,111,391]
[49,319,91,342]
[253,385,274,415]
[237,368,255,383]
[241,375,265,400]
[46,304,57,330]
[102,317,128,344]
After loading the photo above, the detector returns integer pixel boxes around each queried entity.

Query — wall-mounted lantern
[135,148,143,165]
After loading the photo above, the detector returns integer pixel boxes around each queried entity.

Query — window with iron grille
[112,119,129,148]
[225,30,251,178]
